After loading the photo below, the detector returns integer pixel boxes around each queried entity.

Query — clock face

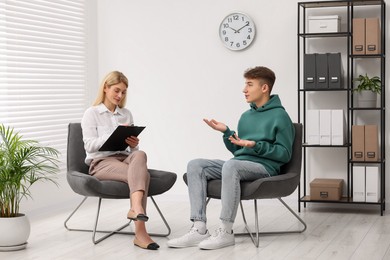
[219,12,256,51]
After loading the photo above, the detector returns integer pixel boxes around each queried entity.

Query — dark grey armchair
[64,123,177,244]
[183,123,306,247]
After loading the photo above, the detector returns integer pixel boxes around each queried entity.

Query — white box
[319,109,331,145]
[307,109,320,144]
[366,166,380,202]
[353,166,365,202]
[331,109,345,145]
[308,15,341,33]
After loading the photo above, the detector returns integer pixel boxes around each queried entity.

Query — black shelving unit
[297,0,386,215]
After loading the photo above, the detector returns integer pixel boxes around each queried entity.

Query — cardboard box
[353,18,366,55]
[365,125,379,161]
[365,18,380,55]
[310,178,343,201]
[352,125,365,161]
[308,15,341,33]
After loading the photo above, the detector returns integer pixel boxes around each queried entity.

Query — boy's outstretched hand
[203,118,227,132]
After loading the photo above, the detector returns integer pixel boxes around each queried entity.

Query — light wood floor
[1,196,390,260]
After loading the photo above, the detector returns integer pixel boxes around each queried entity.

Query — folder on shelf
[352,166,366,202]
[304,54,317,89]
[364,124,379,161]
[319,109,331,145]
[315,53,328,89]
[352,125,365,161]
[353,18,365,55]
[331,109,345,145]
[307,109,320,144]
[327,53,343,89]
[365,165,380,202]
[365,18,380,55]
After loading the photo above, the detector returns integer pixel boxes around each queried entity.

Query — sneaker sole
[199,241,235,250]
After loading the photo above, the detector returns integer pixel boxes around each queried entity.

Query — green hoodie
[222,94,295,176]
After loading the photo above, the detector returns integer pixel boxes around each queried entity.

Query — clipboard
[99,125,145,151]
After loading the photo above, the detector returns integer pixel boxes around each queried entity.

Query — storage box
[308,15,341,33]
[310,178,343,201]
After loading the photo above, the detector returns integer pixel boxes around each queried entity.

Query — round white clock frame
[219,12,256,51]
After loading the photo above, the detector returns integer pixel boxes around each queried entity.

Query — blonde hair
[93,71,129,108]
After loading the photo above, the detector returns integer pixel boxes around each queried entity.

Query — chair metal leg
[236,198,307,247]
[64,196,172,244]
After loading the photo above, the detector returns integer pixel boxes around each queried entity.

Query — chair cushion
[67,169,177,199]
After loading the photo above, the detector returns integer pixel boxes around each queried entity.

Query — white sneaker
[167,227,210,248]
[198,228,235,250]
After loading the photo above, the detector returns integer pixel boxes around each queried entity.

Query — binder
[365,18,380,55]
[315,53,328,89]
[364,125,378,161]
[327,53,343,89]
[352,166,365,202]
[365,166,380,202]
[319,109,331,145]
[352,125,365,161]
[353,18,365,55]
[331,109,345,145]
[307,109,320,144]
[304,54,317,89]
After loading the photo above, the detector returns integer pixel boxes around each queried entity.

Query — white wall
[95,0,299,199]
[23,0,390,214]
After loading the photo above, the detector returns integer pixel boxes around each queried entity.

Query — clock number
[225,37,229,42]
[247,35,251,40]
[228,18,232,23]
[233,15,239,20]
[223,23,229,28]
[222,30,226,35]
[236,43,240,48]
[248,28,253,33]
[243,40,247,46]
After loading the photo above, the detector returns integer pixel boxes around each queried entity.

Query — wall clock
[219,12,256,51]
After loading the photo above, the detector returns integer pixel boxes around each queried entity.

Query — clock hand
[227,25,238,33]
[236,21,250,33]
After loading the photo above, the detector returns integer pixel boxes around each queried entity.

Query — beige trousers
[89,150,150,210]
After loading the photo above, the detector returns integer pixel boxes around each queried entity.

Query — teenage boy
[167,66,295,250]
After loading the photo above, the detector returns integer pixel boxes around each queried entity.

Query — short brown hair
[244,66,276,92]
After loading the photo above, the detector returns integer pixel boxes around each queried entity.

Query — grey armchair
[64,123,177,244]
[183,123,306,247]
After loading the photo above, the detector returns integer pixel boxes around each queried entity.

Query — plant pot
[0,214,30,251]
[356,90,378,108]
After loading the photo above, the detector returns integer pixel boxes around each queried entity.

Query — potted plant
[353,74,381,108]
[0,124,59,251]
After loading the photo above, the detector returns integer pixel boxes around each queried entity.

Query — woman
[81,71,159,250]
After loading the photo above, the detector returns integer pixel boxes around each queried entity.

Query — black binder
[99,125,146,151]
[328,53,343,89]
[315,53,328,89]
[304,53,316,89]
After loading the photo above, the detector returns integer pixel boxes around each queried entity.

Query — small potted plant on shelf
[0,124,60,251]
[353,73,381,108]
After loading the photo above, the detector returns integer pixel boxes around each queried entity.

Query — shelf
[298,0,385,216]
[299,32,350,38]
[300,195,384,205]
[351,54,385,59]
[349,107,384,111]
[299,88,349,92]
[299,0,384,8]
[349,160,384,164]
[303,143,349,147]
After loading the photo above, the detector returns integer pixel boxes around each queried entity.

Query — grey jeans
[187,158,270,223]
